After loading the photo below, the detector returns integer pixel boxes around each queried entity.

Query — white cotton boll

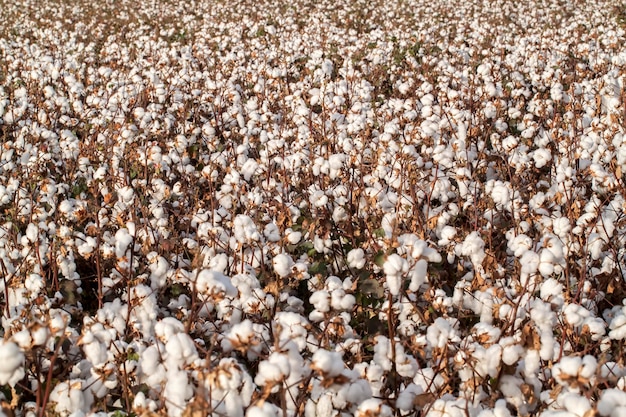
[356,399,392,417]
[553,217,571,238]
[384,254,409,296]
[165,333,198,367]
[540,278,563,304]
[221,319,256,352]
[273,253,294,278]
[609,312,626,340]
[148,253,169,289]
[533,149,552,168]
[312,350,344,377]
[264,223,281,242]
[508,233,532,258]
[396,384,423,411]
[427,317,457,349]
[524,349,541,378]
[408,259,428,292]
[32,325,49,347]
[458,231,486,268]
[538,249,555,277]
[233,214,261,243]
[598,389,626,416]
[438,225,457,245]
[155,317,185,341]
[285,228,302,244]
[582,317,606,341]
[563,303,589,327]
[500,340,524,366]
[11,330,32,350]
[196,270,237,298]
[246,402,280,417]
[241,159,259,181]
[164,370,193,417]
[49,379,92,415]
[347,248,366,269]
[311,190,328,208]
[520,250,539,286]
[310,290,331,314]
[332,206,348,222]
[0,341,25,386]
[499,375,524,408]
[255,352,290,387]
[114,228,133,258]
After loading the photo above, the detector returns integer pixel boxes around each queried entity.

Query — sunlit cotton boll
[383,254,409,296]
[347,248,366,269]
[0,341,25,385]
[273,253,294,278]
[196,270,238,298]
[311,349,345,377]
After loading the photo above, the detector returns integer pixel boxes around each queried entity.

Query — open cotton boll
[233,214,261,243]
[311,349,344,378]
[384,254,409,296]
[347,248,366,269]
[114,228,134,258]
[165,332,198,368]
[164,369,194,417]
[245,402,281,417]
[196,269,238,298]
[48,379,93,415]
[457,231,486,269]
[438,225,457,246]
[0,341,25,385]
[273,253,294,278]
[356,398,392,417]
[255,351,291,388]
[598,389,626,416]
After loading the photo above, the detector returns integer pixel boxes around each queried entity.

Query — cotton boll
[264,222,281,242]
[0,341,25,385]
[285,228,302,244]
[598,389,626,416]
[520,250,539,287]
[233,214,261,243]
[457,231,486,268]
[273,253,294,278]
[196,270,238,299]
[356,398,392,417]
[255,352,290,388]
[384,254,409,296]
[311,349,344,378]
[438,225,457,246]
[48,379,93,415]
[408,259,428,292]
[114,228,134,258]
[245,402,281,417]
[164,369,194,417]
[347,248,366,269]
[165,332,198,368]
[508,233,533,258]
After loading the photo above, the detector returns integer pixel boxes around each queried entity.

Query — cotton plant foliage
[1,0,626,416]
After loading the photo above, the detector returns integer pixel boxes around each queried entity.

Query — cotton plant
[1,0,626,414]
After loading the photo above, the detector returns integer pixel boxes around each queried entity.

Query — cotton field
[1,0,626,416]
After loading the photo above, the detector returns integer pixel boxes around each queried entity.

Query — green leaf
[373,228,386,238]
[308,261,327,275]
[374,250,386,267]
